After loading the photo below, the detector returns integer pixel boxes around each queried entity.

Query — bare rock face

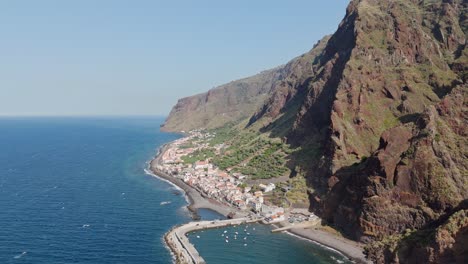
[160,67,284,132]
[373,126,412,183]
[366,205,468,264]
[161,35,331,133]
[247,0,467,261]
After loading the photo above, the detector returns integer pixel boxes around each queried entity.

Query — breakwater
[165,217,261,264]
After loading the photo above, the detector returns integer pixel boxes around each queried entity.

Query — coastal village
[154,130,319,224]
[157,131,369,264]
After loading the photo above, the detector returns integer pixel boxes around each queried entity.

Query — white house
[193,160,212,170]
[265,183,276,192]
[259,183,276,193]
[249,200,263,212]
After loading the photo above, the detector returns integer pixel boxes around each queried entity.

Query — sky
[0,0,350,116]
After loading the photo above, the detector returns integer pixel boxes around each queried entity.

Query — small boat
[196,235,200,238]
[224,230,227,233]
[160,201,171,205]
[253,228,255,230]
[221,234,224,236]
[235,231,238,235]
[225,240,229,243]
[244,244,247,246]
[244,237,247,240]
[247,232,250,235]
[82,224,90,228]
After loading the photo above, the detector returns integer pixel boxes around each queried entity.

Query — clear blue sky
[0,0,350,116]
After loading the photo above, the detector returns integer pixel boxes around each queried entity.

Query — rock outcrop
[250,0,467,262]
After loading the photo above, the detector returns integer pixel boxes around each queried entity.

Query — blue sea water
[0,117,351,264]
[187,224,351,264]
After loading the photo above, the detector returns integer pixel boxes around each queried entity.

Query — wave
[143,168,183,192]
[13,251,27,259]
[143,168,189,205]
[161,235,177,264]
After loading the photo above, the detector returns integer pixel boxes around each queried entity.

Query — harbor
[151,132,370,264]
[165,217,261,264]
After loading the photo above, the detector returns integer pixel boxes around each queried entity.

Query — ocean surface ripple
[0,117,350,264]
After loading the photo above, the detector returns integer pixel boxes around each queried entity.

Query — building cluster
[288,208,319,223]
[260,204,285,223]
[161,131,212,164]
[157,131,285,221]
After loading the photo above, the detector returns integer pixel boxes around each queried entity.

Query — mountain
[159,67,282,132]
[160,36,331,133]
[163,0,467,262]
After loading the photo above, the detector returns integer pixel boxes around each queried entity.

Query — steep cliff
[163,0,467,262]
[161,36,331,133]
[160,67,283,132]
[247,0,467,262]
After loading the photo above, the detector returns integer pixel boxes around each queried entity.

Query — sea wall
[165,218,261,264]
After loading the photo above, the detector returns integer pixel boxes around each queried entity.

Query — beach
[150,141,370,264]
[286,228,370,263]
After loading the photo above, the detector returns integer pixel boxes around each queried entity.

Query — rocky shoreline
[150,141,369,264]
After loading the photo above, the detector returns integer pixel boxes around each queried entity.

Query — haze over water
[0,117,349,264]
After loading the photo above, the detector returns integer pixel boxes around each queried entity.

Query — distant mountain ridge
[162,0,467,263]
[160,67,283,132]
[160,36,331,133]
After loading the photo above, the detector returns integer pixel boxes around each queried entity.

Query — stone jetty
[165,217,261,264]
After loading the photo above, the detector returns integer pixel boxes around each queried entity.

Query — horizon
[0,114,166,117]
[0,0,350,116]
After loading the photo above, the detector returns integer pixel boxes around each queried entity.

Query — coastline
[148,143,236,219]
[284,227,370,264]
[149,140,369,264]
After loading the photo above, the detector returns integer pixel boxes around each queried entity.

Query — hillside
[162,0,467,262]
[160,36,331,133]
[159,67,282,132]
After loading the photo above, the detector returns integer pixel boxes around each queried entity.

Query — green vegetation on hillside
[208,125,237,146]
[285,175,311,206]
[206,128,291,179]
[181,148,216,164]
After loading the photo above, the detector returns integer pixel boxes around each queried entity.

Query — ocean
[0,117,350,264]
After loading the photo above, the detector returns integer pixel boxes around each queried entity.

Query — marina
[186,223,354,264]
[152,134,370,263]
[165,217,261,264]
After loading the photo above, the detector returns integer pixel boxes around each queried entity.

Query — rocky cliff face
[161,36,331,133]
[163,0,467,262]
[248,0,467,262]
[160,67,283,132]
